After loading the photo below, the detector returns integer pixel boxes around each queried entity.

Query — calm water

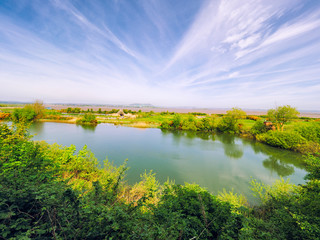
[29,122,307,199]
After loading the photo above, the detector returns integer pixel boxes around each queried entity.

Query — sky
[0,0,320,110]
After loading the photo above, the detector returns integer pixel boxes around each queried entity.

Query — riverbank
[2,103,320,155]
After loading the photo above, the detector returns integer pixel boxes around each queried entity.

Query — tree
[11,100,45,123]
[217,108,246,133]
[30,100,45,118]
[226,108,246,120]
[267,105,299,131]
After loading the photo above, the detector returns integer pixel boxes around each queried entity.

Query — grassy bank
[1,104,320,155]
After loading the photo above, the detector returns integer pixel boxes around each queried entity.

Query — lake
[29,122,307,200]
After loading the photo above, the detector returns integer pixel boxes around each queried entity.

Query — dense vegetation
[11,101,45,123]
[76,113,98,125]
[1,103,320,155]
[159,107,320,155]
[0,123,319,239]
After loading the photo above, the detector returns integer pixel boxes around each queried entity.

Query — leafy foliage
[217,108,246,134]
[161,114,215,132]
[294,122,320,144]
[0,112,10,120]
[250,120,269,136]
[11,101,45,123]
[267,105,300,131]
[256,130,307,151]
[153,183,243,239]
[76,113,98,125]
[1,122,320,239]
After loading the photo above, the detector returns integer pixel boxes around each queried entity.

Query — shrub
[247,115,261,121]
[11,101,45,122]
[153,184,243,239]
[217,108,246,134]
[171,114,182,129]
[76,113,97,125]
[256,131,307,150]
[294,122,320,144]
[160,119,172,129]
[218,189,248,212]
[250,120,268,136]
[0,112,10,120]
[197,117,215,131]
[181,115,197,131]
[11,108,37,122]
[217,116,239,133]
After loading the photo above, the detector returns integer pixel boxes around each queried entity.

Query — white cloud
[1,0,320,110]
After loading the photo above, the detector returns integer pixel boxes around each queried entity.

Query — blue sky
[1,0,320,110]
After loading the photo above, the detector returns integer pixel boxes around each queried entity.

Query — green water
[30,122,307,199]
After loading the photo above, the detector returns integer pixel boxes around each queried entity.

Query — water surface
[30,122,307,200]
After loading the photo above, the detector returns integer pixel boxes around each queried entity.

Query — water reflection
[263,156,294,177]
[29,121,44,136]
[250,141,305,169]
[77,124,97,132]
[161,128,305,175]
[216,134,243,159]
[195,132,214,141]
[161,129,215,141]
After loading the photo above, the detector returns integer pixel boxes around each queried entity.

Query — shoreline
[43,104,320,118]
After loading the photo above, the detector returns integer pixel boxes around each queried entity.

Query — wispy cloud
[0,0,320,109]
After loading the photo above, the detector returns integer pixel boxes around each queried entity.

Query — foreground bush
[153,184,243,239]
[1,123,320,239]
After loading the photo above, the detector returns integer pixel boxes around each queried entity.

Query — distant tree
[267,105,300,131]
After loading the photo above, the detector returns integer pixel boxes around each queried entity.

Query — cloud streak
[0,0,320,110]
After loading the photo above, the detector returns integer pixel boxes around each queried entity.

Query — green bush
[160,119,172,129]
[256,131,307,150]
[181,115,197,131]
[76,113,97,125]
[172,114,182,129]
[294,122,320,144]
[197,117,215,131]
[11,101,45,122]
[217,116,239,133]
[250,120,268,136]
[11,108,37,122]
[153,183,243,239]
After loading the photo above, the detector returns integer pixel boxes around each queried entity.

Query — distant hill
[129,103,155,108]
